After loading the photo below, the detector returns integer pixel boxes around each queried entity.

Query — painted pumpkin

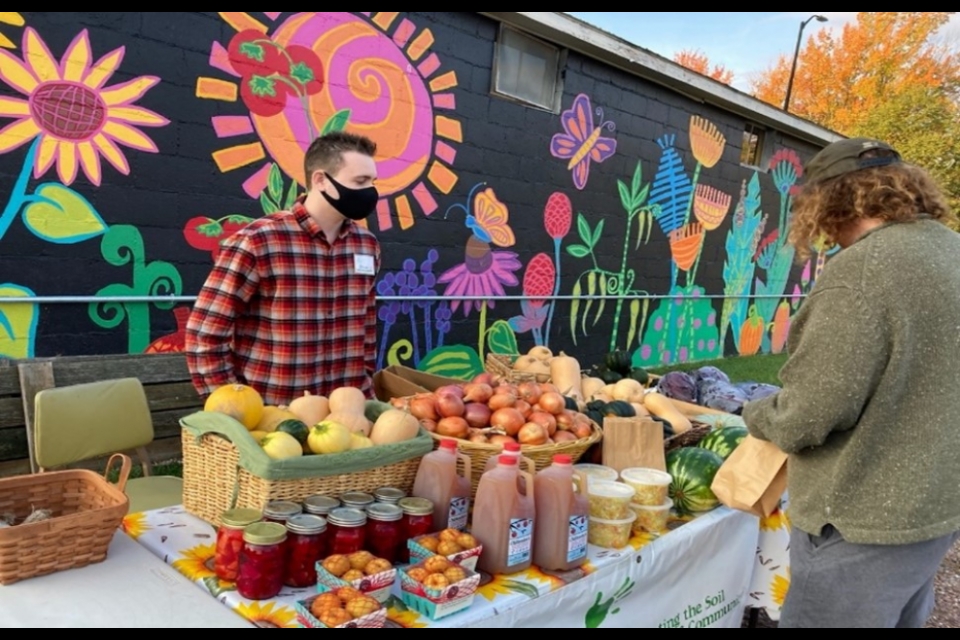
[738,306,765,356]
[144,307,190,353]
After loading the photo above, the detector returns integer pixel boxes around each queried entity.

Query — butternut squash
[514,355,540,371]
[581,377,606,399]
[328,387,367,416]
[370,409,421,445]
[612,378,645,403]
[528,346,554,362]
[630,402,651,417]
[643,392,692,434]
[325,410,373,437]
[550,352,583,400]
[288,392,329,426]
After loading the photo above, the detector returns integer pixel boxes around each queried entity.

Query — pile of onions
[396,373,595,447]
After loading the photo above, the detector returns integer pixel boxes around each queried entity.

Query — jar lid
[221,508,262,528]
[286,514,327,535]
[367,503,403,523]
[374,488,407,504]
[340,492,375,508]
[243,522,287,546]
[398,497,434,517]
[303,495,340,515]
[327,507,368,527]
[262,500,302,520]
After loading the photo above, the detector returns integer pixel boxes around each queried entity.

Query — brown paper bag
[710,435,788,518]
[602,417,666,474]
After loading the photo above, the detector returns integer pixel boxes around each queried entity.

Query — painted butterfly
[550,93,617,190]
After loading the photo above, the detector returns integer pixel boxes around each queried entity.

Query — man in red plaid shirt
[185,132,381,406]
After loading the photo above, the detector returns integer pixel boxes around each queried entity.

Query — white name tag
[354,254,376,276]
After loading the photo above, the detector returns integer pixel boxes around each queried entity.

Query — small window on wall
[492,24,564,112]
[741,123,771,170]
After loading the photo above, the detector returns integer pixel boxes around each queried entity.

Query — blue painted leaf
[417,346,484,381]
[648,135,692,237]
[487,320,519,355]
[22,183,107,244]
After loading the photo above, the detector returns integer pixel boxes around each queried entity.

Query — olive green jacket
[743,218,960,545]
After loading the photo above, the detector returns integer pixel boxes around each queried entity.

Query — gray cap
[805,137,902,184]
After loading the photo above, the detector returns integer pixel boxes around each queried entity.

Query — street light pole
[784,14,828,112]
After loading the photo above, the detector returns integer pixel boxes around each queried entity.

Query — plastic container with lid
[237,522,287,600]
[398,498,435,564]
[411,439,472,531]
[631,498,674,535]
[533,455,589,572]
[327,508,368,556]
[588,512,637,549]
[340,492,375,511]
[262,500,302,524]
[366,503,405,564]
[303,495,340,517]
[586,481,636,521]
[283,514,328,588]
[620,468,673,507]
[374,488,407,505]
[573,463,619,483]
[215,508,262,582]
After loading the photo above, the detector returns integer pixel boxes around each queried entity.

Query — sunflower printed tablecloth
[123,504,784,628]
[749,493,792,621]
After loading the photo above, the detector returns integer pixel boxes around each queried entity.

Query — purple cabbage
[693,366,731,385]
[699,380,750,414]
[657,371,698,404]
[735,382,781,402]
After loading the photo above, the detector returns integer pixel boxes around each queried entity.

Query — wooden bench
[0,353,201,477]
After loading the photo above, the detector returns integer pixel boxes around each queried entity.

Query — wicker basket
[181,430,425,528]
[0,454,132,586]
[428,421,603,501]
[663,422,713,453]
[484,353,547,384]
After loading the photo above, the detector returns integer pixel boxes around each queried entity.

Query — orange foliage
[750,12,960,134]
[673,48,734,85]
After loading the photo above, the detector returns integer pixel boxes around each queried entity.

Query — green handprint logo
[585,577,635,628]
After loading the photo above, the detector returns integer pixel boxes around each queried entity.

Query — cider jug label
[567,515,588,563]
[448,497,469,531]
[507,518,533,567]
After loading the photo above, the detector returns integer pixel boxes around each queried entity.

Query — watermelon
[666,447,724,515]
[698,426,748,461]
[275,419,310,445]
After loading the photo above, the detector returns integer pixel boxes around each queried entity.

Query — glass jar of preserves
[237,522,287,600]
[215,508,262,582]
[283,514,328,589]
[262,500,302,525]
[339,492,375,511]
[327,508,368,556]
[303,495,340,518]
[365,503,404,564]
[374,487,407,505]
[399,498,435,564]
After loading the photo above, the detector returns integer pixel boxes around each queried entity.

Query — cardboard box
[373,365,462,402]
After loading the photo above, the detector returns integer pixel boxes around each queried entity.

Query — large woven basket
[181,430,425,528]
[429,421,603,501]
[0,454,132,586]
[484,353,547,384]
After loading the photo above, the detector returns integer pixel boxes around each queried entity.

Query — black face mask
[321,173,378,221]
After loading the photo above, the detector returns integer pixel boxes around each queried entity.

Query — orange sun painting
[197,12,462,233]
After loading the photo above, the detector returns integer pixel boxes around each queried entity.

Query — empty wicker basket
[0,454,131,586]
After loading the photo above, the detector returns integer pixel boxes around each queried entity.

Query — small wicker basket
[0,454,132,586]
[484,353,548,384]
[181,430,425,528]
[663,422,713,453]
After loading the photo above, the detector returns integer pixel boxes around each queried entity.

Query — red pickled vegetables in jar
[215,508,262,583]
[237,522,287,601]
[365,503,404,564]
[326,508,367,556]
[398,497,435,563]
[283,515,328,589]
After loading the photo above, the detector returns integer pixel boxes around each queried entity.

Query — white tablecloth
[0,531,252,628]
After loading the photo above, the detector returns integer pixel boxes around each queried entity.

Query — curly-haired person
[743,138,960,628]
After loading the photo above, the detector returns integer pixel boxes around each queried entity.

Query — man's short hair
[303,132,377,188]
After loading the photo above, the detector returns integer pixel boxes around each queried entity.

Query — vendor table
[127,505,776,628]
[0,530,251,628]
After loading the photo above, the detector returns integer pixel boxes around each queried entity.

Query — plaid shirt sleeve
[364,241,382,389]
[185,234,261,399]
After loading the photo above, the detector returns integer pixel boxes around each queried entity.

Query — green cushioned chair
[33,377,184,514]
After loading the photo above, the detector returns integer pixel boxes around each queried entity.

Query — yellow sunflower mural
[0,27,168,186]
[236,602,298,629]
[0,13,24,49]
[121,513,150,540]
[770,570,791,608]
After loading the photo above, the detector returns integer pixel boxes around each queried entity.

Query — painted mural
[0,11,823,376]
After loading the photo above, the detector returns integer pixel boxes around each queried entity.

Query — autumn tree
[674,48,734,85]
[751,12,959,133]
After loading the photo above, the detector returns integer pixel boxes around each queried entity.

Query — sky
[567,12,960,92]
